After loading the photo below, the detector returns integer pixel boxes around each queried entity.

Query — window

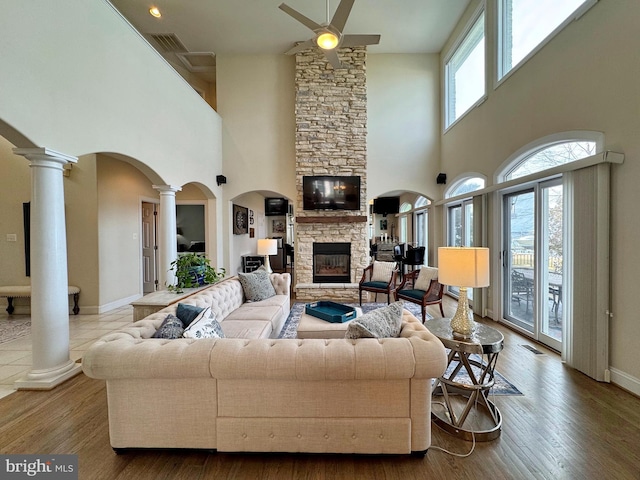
[445,9,485,129]
[498,0,596,81]
[506,141,596,180]
[446,177,486,198]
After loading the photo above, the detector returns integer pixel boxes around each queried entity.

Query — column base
[14,360,83,390]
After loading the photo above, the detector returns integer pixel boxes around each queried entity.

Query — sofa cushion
[238,267,277,302]
[183,311,225,339]
[176,303,205,327]
[152,314,185,339]
[345,301,404,339]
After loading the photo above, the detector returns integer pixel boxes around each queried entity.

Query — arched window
[497,131,603,182]
[415,196,429,208]
[445,176,486,198]
[399,202,412,213]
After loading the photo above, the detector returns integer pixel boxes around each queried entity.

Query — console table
[130,285,211,322]
[424,318,504,441]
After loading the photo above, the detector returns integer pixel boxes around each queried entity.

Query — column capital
[153,184,182,194]
[13,147,78,166]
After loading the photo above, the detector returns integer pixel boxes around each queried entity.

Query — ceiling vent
[176,52,216,72]
[149,33,188,53]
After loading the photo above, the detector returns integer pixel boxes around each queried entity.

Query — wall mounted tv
[303,176,361,211]
[265,197,289,216]
[373,196,400,215]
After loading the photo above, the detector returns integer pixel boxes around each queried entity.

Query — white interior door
[142,201,158,293]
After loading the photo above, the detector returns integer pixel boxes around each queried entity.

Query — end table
[424,318,504,441]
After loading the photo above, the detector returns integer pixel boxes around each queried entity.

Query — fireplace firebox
[313,243,351,283]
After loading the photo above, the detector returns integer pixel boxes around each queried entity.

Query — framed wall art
[233,204,249,235]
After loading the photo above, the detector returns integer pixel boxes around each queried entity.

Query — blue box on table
[305,301,358,323]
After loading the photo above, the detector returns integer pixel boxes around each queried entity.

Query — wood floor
[1,298,639,479]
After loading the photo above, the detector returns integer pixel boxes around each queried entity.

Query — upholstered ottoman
[296,307,363,339]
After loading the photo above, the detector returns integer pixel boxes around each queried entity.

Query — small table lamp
[438,247,490,338]
[257,239,278,273]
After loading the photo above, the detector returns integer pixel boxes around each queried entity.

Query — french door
[502,179,563,351]
[447,200,473,298]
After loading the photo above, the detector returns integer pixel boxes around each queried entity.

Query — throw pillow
[183,312,225,339]
[238,266,276,302]
[152,314,185,339]
[344,301,404,339]
[371,261,395,282]
[176,303,205,328]
[414,267,438,292]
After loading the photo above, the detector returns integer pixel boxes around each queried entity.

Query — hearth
[313,243,351,283]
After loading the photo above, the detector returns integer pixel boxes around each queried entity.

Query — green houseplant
[168,253,225,292]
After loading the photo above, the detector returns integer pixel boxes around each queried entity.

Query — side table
[424,318,504,441]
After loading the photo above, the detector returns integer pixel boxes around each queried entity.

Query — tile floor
[0,305,134,400]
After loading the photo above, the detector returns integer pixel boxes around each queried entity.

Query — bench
[0,286,81,315]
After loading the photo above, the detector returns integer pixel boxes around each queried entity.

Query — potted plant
[168,253,226,293]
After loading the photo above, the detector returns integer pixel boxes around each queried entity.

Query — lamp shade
[257,239,278,256]
[438,247,490,288]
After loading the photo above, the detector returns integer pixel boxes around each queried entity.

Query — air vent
[520,344,545,355]
[176,52,216,72]
[149,33,187,53]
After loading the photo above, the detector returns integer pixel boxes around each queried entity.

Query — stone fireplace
[313,243,351,283]
[293,46,369,302]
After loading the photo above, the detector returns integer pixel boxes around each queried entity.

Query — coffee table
[296,306,363,339]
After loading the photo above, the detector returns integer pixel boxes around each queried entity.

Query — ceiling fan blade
[284,39,315,55]
[324,49,345,69]
[279,3,323,32]
[330,0,355,33]
[340,34,381,47]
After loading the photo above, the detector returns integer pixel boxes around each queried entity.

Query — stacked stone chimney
[294,46,369,301]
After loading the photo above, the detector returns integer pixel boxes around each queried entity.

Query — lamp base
[450,286,475,338]
[263,256,273,274]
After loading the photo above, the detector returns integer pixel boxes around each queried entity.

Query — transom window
[446,177,486,198]
[444,9,485,129]
[506,141,596,180]
[498,0,597,81]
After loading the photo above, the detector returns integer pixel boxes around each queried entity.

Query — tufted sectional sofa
[82,273,448,456]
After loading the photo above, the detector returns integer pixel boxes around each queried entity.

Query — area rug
[279,302,522,396]
[0,317,31,344]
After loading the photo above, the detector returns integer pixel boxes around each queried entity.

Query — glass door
[447,200,474,298]
[502,182,563,351]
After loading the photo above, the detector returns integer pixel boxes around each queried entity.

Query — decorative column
[13,147,82,390]
[153,185,181,289]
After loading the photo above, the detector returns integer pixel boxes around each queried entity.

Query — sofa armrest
[270,272,291,296]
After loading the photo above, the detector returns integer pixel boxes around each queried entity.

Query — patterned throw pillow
[152,314,185,339]
[414,267,438,292]
[371,261,396,282]
[176,303,205,328]
[183,312,225,339]
[344,301,404,339]
[238,266,276,302]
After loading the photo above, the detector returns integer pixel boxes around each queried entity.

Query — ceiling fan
[278,0,381,69]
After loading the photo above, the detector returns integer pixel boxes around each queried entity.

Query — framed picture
[380,219,388,231]
[272,219,285,233]
[249,209,255,225]
[233,204,249,235]
[249,227,255,238]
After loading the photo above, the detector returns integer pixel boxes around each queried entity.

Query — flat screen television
[303,176,360,211]
[265,197,289,216]
[373,196,400,215]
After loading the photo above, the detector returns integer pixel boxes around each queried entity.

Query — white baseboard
[609,367,640,397]
[98,294,142,314]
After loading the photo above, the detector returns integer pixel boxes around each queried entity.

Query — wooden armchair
[359,261,399,305]
[394,267,444,322]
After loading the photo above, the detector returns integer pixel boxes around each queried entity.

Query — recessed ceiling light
[149,7,161,18]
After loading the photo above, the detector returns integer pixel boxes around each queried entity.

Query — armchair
[395,267,444,322]
[359,261,398,305]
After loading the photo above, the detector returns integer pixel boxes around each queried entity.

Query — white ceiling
[109,0,470,59]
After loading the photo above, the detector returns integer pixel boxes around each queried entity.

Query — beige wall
[440,0,640,388]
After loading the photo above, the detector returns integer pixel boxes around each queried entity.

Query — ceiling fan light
[149,7,162,18]
[316,32,339,50]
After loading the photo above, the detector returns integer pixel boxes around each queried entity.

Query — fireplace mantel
[296,216,368,224]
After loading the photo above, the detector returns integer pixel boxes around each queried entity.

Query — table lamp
[257,239,278,273]
[438,247,490,338]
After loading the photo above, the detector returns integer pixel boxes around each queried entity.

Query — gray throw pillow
[238,266,276,302]
[345,301,404,339]
[152,314,185,339]
[176,303,205,327]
